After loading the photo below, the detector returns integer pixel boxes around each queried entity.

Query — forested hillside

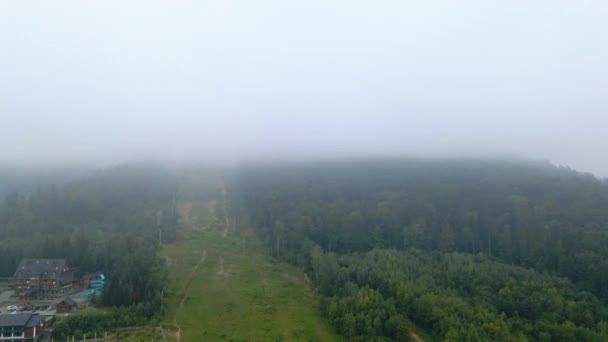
[0,164,178,337]
[238,158,608,340]
[0,163,89,199]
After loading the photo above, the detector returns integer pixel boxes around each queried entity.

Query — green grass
[116,327,164,341]
[161,200,339,342]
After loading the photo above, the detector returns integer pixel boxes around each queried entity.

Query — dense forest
[237,158,608,341]
[0,164,178,337]
[0,163,89,199]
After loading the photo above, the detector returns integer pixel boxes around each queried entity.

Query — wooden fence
[51,325,166,342]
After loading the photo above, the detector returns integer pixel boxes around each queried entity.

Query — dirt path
[219,177,230,237]
[177,250,207,314]
[216,256,225,276]
[164,327,180,342]
[410,332,424,342]
[165,177,229,341]
[170,249,206,342]
[178,203,194,227]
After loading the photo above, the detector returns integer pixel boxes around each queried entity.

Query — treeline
[53,305,157,340]
[0,164,178,311]
[313,248,608,340]
[237,158,608,340]
[0,163,88,200]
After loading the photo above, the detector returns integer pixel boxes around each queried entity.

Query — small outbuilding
[56,297,78,313]
[79,272,102,288]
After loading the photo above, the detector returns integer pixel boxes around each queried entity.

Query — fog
[1,1,607,176]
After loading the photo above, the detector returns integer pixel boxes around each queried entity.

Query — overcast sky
[1,1,607,176]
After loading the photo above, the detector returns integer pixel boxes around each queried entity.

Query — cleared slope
[161,175,338,342]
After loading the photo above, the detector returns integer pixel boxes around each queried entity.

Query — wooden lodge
[13,259,78,298]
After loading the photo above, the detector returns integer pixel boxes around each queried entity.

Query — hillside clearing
[161,175,339,341]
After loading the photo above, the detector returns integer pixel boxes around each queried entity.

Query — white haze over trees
[1,1,607,176]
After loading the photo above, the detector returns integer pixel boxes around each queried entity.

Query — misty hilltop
[1,1,607,177]
[3,1,608,341]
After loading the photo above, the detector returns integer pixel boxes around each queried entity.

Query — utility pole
[160,289,164,314]
[171,192,175,217]
[487,230,492,257]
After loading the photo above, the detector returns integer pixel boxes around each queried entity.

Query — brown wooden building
[13,259,77,298]
[79,272,101,289]
[56,297,78,313]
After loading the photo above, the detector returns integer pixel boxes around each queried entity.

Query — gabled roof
[60,272,78,285]
[14,258,69,276]
[0,313,38,327]
[60,297,77,306]
[82,272,101,280]
[25,314,40,327]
